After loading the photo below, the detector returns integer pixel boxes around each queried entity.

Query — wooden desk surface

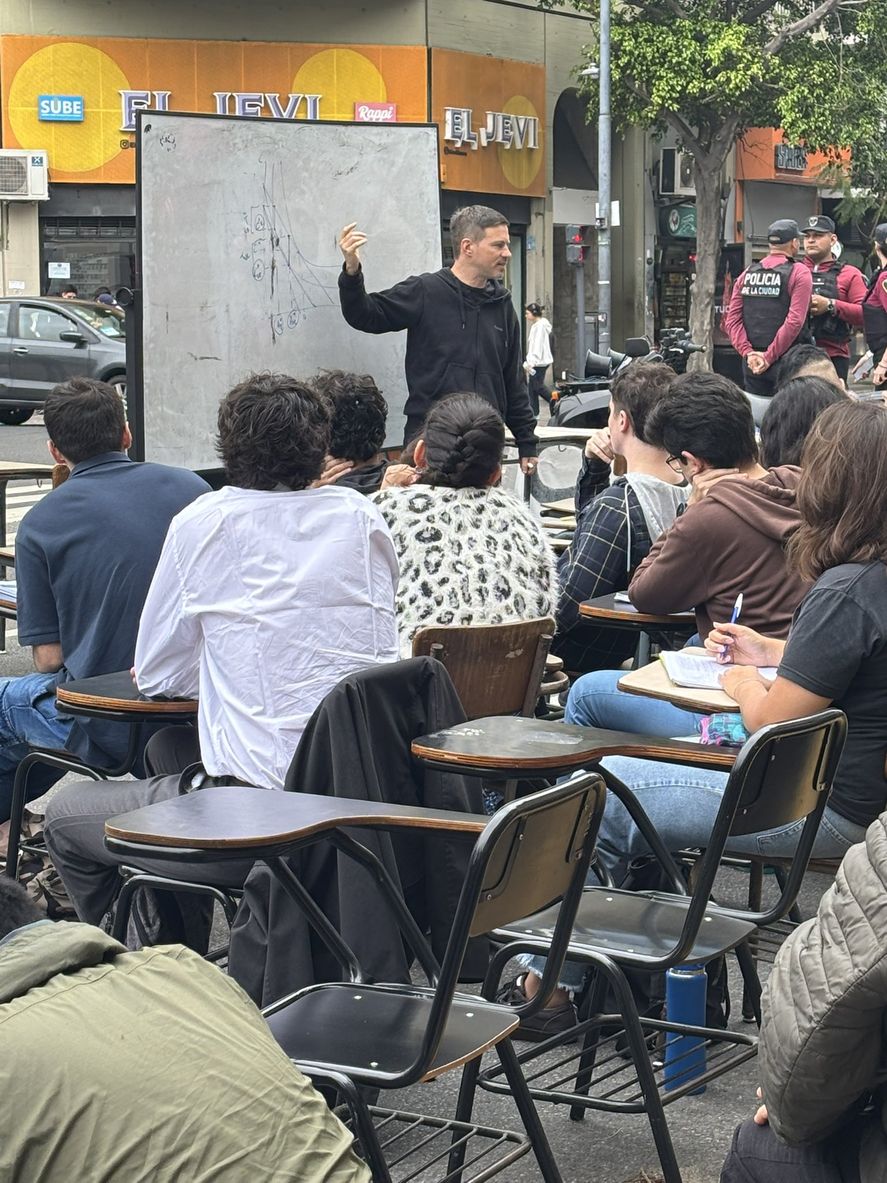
[412,714,734,771]
[579,594,695,628]
[542,498,577,515]
[618,659,739,714]
[57,669,198,715]
[0,461,55,481]
[105,786,487,850]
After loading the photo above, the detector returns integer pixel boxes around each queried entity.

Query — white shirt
[135,484,399,789]
[525,317,553,369]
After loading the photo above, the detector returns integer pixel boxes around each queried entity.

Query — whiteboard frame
[129,109,442,472]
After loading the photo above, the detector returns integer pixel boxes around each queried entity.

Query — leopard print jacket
[374,484,559,657]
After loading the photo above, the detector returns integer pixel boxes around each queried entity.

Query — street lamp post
[597,0,611,355]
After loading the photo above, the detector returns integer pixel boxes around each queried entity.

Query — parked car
[0,297,126,425]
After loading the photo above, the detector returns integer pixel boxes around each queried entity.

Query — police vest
[740,260,810,350]
[810,262,850,343]
[863,268,887,359]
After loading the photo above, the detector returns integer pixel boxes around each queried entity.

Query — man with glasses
[801,214,866,384]
[562,374,808,742]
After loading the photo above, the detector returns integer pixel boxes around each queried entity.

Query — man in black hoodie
[338,205,539,472]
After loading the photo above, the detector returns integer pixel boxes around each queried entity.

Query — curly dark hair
[216,373,330,490]
[311,369,387,462]
[418,393,505,489]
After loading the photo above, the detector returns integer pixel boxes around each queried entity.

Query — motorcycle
[549,328,703,428]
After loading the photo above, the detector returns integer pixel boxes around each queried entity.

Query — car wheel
[0,407,34,426]
[108,376,126,399]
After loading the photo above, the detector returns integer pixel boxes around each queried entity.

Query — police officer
[865,223,887,390]
[801,214,867,384]
[725,219,814,396]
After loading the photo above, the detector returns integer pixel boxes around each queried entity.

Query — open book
[660,649,777,691]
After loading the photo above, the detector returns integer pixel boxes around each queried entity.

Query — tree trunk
[688,152,728,370]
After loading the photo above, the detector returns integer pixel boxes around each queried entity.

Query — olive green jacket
[0,922,370,1182]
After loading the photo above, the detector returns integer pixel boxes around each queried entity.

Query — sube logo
[38,94,84,122]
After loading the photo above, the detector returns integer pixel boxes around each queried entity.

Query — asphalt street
[0,413,50,466]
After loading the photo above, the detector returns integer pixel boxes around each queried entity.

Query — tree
[544,0,887,365]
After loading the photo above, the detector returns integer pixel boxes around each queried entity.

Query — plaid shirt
[551,457,666,673]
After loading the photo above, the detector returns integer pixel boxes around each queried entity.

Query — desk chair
[266,777,607,1183]
[411,617,554,720]
[474,709,846,1183]
[104,776,607,1183]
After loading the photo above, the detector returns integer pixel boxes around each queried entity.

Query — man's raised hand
[339,222,367,276]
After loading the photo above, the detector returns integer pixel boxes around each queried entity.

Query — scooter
[550,328,703,428]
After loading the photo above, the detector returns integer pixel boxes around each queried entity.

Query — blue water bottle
[663,963,707,1095]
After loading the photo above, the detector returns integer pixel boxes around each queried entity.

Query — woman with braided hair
[374,393,557,657]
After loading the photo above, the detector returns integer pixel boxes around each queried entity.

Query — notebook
[660,649,777,691]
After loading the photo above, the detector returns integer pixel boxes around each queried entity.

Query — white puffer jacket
[758,815,887,1180]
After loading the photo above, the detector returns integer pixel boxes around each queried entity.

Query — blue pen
[721,593,743,659]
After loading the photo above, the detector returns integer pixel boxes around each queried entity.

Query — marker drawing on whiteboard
[239,157,340,343]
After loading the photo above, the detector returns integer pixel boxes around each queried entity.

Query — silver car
[0,297,126,425]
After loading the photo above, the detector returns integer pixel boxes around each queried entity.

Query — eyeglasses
[665,454,686,474]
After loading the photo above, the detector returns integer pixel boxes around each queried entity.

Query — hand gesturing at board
[339,223,367,276]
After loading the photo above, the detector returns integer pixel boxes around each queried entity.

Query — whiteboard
[137,112,441,469]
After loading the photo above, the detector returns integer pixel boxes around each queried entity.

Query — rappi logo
[354,102,397,123]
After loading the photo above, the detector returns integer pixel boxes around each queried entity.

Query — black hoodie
[338,265,538,456]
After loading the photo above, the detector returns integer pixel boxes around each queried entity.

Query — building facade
[0,0,651,371]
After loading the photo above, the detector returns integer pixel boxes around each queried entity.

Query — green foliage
[566,0,887,181]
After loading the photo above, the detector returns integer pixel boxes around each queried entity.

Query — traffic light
[566,224,586,265]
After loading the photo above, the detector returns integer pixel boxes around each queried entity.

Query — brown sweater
[629,465,808,640]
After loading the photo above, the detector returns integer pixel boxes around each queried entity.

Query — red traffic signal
[566,224,587,266]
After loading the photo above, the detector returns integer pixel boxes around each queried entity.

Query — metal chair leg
[569,968,608,1121]
[447,1057,483,1180]
[734,940,762,1028]
[597,956,684,1183]
[496,1037,563,1183]
[307,1069,392,1183]
[742,861,764,1021]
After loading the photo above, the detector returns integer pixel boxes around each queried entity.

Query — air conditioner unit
[659,148,695,197]
[0,150,49,201]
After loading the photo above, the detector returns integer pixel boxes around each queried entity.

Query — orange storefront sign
[431,49,545,198]
[0,36,428,183]
[737,127,850,185]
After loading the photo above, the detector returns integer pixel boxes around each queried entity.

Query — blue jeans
[519,753,866,991]
[566,668,704,737]
[0,671,74,822]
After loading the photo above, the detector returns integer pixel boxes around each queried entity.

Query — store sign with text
[0,35,426,183]
[431,49,545,197]
[443,107,539,151]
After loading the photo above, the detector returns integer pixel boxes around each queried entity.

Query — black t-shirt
[779,561,887,827]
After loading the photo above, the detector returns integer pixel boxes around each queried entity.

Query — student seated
[373,392,557,657]
[312,368,390,494]
[551,362,689,674]
[519,399,887,1028]
[0,878,369,1182]
[44,373,398,939]
[0,378,207,824]
[565,372,809,738]
[759,375,848,467]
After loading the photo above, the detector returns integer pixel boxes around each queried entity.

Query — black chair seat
[494,888,756,967]
[265,983,517,1082]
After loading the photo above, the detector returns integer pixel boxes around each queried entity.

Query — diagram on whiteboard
[240,158,340,343]
[137,112,441,470]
